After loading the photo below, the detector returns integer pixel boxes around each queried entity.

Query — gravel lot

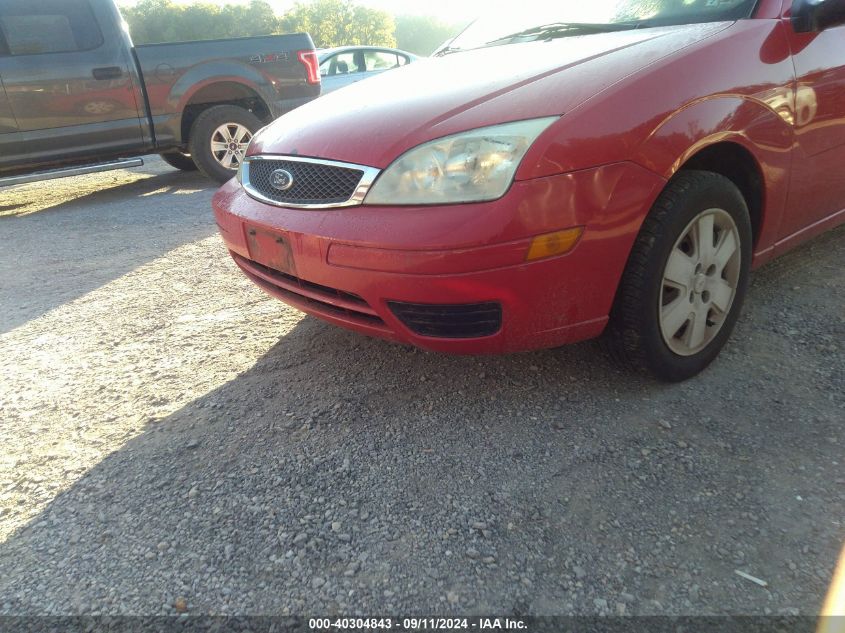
[0,157,842,617]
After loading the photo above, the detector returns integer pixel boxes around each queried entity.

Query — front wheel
[188,105,262,184]
[603,170,752,382]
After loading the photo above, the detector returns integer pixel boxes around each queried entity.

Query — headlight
[364,117,558,205]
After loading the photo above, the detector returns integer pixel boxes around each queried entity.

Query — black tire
[159,151,198,172]
[603,170,752,382]
[188,105,262,184]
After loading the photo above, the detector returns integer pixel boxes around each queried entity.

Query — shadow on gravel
[0,245,842,618]
[0,168,216,334]
[0,169,210,220]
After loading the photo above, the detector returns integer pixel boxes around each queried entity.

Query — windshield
[438,0,758,55]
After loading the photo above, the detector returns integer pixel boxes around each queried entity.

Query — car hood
[250,23,731,168]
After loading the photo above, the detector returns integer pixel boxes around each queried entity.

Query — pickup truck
[0,0,320,184]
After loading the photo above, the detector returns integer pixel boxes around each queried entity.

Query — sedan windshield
[437,0,758,55]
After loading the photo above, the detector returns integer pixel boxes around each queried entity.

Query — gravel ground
[0,157,842,617]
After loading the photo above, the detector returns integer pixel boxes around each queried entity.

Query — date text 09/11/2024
[308,618,528,631]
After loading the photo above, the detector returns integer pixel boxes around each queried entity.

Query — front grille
[233,254,389,330]
[388,301,503,339]
[245,158,365,206]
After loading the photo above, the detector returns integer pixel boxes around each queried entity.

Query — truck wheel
[603,171,752,382]
[189,105,262,184]
[159,151,198,172]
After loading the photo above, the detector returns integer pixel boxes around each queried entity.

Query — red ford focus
[213,0,845,381]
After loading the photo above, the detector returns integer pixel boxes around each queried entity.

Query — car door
[319,50,365,94]
[0,32,23,173]
[779,0,845,242]
[0,0,144,169]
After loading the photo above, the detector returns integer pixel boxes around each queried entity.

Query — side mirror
[792,0,845,33]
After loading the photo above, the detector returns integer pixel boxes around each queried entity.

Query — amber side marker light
[526,227,584,262]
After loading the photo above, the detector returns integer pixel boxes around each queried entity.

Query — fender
[159,60,277,144]
[171,60,276,113]
[516,18,797,265]
[632,95,794,262]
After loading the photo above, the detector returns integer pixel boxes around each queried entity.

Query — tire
[188,105,262,184]
[159,151,198,172]
[603,170,752,382]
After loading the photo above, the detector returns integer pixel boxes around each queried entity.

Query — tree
[279,0,395,48]
[121,0,457,52]
[223,1,280,38]
[121,0,279,44]
[121,0,179,44]
[395,14,464,56]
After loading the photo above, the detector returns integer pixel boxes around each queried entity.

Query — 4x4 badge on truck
[270,169,294,191]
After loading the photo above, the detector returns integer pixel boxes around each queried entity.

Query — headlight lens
[364,117,558,205]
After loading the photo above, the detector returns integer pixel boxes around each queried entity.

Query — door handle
[92,67,123,80]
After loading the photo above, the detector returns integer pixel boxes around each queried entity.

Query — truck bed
[135,33,319,142]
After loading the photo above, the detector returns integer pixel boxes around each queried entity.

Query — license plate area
[246,226,297,276]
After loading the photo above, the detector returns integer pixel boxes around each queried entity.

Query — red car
[214,0,845,381]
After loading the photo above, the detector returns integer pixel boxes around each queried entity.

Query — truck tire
[602,171,752,382]
[188,105,262,184]
[159,151,198,172]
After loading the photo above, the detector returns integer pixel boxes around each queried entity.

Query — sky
[114,0,495,21]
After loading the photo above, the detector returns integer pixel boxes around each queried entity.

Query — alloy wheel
[210,123,252,170]
[659,208,742,357]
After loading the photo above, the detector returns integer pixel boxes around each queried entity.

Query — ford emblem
[270,169,294,191]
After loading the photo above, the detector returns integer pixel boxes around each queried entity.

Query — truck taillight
[297,50,320,85]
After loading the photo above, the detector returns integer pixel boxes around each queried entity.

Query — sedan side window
[319,57,331,77]
[364,51,401,71]
[320,52,361,77]
[0,0,103,56]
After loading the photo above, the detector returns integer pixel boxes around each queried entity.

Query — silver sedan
[318,46,419,94]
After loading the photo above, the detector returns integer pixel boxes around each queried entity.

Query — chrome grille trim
[241,155,381,209]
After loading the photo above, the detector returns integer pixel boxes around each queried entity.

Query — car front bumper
[213,161,665,354]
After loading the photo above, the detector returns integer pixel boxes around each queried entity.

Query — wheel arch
[634,95,794,261]
[160,60,279,146]
[180,80,272,146]
[675,141,765,250]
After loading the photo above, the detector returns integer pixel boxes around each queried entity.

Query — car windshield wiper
[486,21,645,45]
[435,20,648,57]
[433,45,462,58]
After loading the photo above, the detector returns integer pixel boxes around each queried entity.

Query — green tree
[395,14,464,56]
[279,0,395,48]
[223,1,280,38]
[121,0,279,44]
[121,0,179,44]
[121,0,459,53]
